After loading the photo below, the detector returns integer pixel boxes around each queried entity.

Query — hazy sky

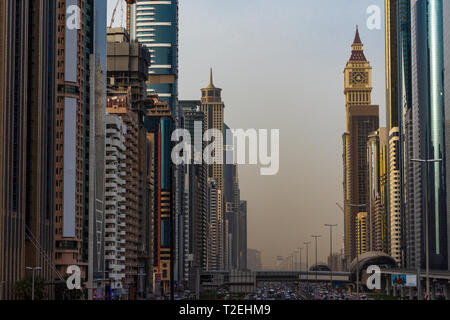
[108,0,386,268]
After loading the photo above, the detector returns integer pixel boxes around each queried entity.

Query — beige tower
[342,27,379,262]
[200,69,225,270]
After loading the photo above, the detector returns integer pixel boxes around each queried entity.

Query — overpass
[195,270,351,295]
[255,271,350,283]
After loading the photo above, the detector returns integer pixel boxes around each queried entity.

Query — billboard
[391,274,417,287]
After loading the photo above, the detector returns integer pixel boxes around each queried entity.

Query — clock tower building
[342,27,379,262]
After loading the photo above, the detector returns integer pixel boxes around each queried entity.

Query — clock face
[352,72,367,84]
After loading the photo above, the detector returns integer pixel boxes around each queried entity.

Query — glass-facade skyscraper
[411,0,448,270]
[131,0,178,114]
[443,0,450,270]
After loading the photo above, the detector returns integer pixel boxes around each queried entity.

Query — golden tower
[342,27,379,262]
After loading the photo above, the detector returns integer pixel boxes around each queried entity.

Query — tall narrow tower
[200,69,225,270]
[342,27,379,262]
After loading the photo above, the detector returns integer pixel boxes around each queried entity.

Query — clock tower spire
[344,26,373,130]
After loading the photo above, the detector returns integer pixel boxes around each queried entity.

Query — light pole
[411,158,442,300]
[291,254,295,271]
[303,242,310,294]
[325,224,337,287]
[311,235,321,282]
[298,247,303,273]
[26,267,42,301]
[349,203,366,299]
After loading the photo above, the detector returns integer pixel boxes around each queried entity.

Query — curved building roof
[349,251,396,274]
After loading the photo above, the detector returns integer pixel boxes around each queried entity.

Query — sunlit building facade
[356,212,369,255]
[342,28,379,262]
[367,128,389,253]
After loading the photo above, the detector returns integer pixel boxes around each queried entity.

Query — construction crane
[109,0,136,30]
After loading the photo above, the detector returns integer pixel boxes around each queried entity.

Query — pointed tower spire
[210,68,214,86]
[207,68,216,89]
[353,25,362,44]
[349,26,366,61]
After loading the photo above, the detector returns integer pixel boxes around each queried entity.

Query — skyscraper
[107,27,152,299]
[356,212,369,255]
[393,0,415,270]
[103,114,127,297]
[87,0,108,299]
[385,0,405,267]
[443,0,450,271]
[143,97,174,295]
[207,178,220,271]
[201,70,225,270]
[179,100,208,280]
[342,28,380,262]
[131,0,178,114]
[54,0,89,281]
[239,200,248,271]
[389,127,402,265]
[131,0,181,286]
[367,128,389,253]
[411,0,448,270]
[0,0,56,299]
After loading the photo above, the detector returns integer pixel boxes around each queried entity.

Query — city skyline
[107,0,386,268]
[178,0,387,268]
[107,0,387,267]
[2,0,449,303]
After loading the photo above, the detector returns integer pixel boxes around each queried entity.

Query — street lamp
[311,235,321,281]
[325,224,337,287]
[349,203,366,299]
[25,267,42,301]
[298,247,304,273]
[303,242,311,294]
[411,158,442,300]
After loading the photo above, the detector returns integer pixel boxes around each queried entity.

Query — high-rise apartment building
[207,179,221,271]
[104,114,127,297]
[367,128,389,253]
[342,28,379,262]
[356,212,369,255]
[389,128,402,265]
[107,27,153,298]
[54,0,89,281]
[106,91,140,299]
[179,101,208,280]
